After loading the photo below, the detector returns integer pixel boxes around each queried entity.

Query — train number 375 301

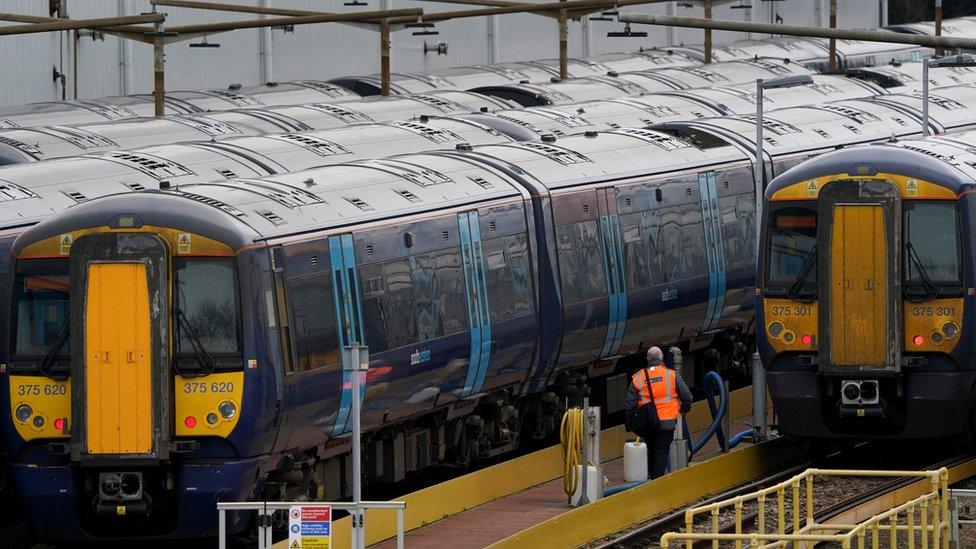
[911,306,955,317]
[183,381,235,394]
[770,306,812,316]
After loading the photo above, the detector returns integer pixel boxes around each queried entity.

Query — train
[757,129,976,440]
[9,73,976,540]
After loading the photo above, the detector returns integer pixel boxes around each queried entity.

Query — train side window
[412,254,436,342]
[720,193,756,270]
[645,205,701,283]
[272,270,295,374]
[904,201,961,286]
[620,212,649,290]
[765,204,817,287]
[484,238,516,322]
[361,258,417,352]
[507,234,534,316]
[287,274,339,371]
[555,220,607,304]
[433,248,467,336]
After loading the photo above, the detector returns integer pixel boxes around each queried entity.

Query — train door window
[646,206,696,283]
[411,254,436,341]
[173,258,243,371]
[271,250,294,374]
[483,238,515,322]
[11,259,70,363]
[681,204,708,278]
[433,248,467,335]
[903,201,961,288]
[287,274,339,371]
[359,263,389,353]
[507,234,533,316]
[620,212,649,290]
[360,258,417,352]
[555,220,607,303]
[720,193,756,271]
[765,204,817,289]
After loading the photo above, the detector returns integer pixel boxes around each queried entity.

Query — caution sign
[59,234,73,255]
[288,505,331,549]
[906,178,919,197]
[177,233,192,254]
[805,180,818,197]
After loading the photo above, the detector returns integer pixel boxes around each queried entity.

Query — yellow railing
[660,467,951,548]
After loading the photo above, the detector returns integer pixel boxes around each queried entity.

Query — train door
[698,171,727,332]
[596,188,627,359]
[818,179,901,371]
[328,233,366,435]
[458,210,492,398]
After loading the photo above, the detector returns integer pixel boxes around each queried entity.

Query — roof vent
[307,104,373,123]
[584,131,598,138]
[515,141,593,165]
[97,151,195,180]
[62,189,88,203]
[269,133,351,157]
[456,142,473,151]
[0,179,38,201]
[608,128,692,151]
[469,176,494,189]
[395,189,422,203]
[0,136,41,156]
[32,125,118,150]
[177,191,247,217]
[256,209,286,226]
[412,94,467,112]
[294,80,350,98]
[390,121,462,143]
[345,197,374,211]
[540,134,557,143]
[124,182,146,191]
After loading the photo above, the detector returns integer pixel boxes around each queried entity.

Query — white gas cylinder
[623,439,649,481]
[570,465,600,506]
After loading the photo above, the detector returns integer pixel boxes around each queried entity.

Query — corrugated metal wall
[0,0,887,107]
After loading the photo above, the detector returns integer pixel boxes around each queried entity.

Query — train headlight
[942,322,959,339]
[931,331,944,344]
[15,404,32,422]
[768,322,784,338]
[206,413,219,426]
[218,400,237,420]
[32,415,45,429]
[782,330,796,344]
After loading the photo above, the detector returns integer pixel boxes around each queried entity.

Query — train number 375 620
[183,381,235,394]
[17,384,67,397]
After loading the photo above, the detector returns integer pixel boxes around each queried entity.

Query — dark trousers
[636,428,675,479]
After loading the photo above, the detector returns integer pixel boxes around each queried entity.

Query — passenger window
[555,220,607,304]
[412,254,436,342]
[720,194,756,270]
[620,213,649,290]
[361,258,417,352]
[507,234,533,316]
[433,248,467,335]
[287,274,339,371]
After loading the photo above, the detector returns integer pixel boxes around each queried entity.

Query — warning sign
[177,233,192,254]
[805,180,818,197]
[59,234,73,255]
[906,178,919,197]
[288,505,331,549]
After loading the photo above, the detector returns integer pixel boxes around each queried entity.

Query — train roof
[0,117,518,231]
[868,85,976,132]
[886,16,976,37]
[583,50,701,72]
[847,61,976,91]
[620,58,815,91]
[802,36,930,71]
[651,37,828,64]
[472,76,653,107]
[765,138,976,197]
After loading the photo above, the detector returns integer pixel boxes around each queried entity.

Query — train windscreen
[903,201,962,297]
[172,258,242,372]
[765,204,817,298]
[11,259,70,362]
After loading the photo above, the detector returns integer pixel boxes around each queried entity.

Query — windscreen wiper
[174,308,216,375]
[785,248,818,302]
[38,313,69,380]
[904,241,940,302]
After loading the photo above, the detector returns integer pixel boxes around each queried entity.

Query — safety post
[751,352,766,441]
[585,399,602,501]
[345,342,370,549]
[668,347,688,472]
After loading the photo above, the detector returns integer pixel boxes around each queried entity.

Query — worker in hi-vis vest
[625,346,693,479]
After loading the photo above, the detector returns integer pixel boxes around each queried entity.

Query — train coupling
[95,472,150,519]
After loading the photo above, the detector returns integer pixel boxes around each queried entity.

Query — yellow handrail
[663,467,951,548]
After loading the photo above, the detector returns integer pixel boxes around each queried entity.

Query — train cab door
[458,210,492,398]
[69,233,169,459]
[698,171,727,332]
[596,188,627,359]
[818,180,901,371]
[328,234,366,436]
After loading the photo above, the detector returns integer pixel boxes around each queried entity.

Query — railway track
[594,444,976,549]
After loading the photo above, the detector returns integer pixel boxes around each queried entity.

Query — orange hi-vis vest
[631,366,679,421]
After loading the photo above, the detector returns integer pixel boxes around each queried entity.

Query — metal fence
[216,500,406,549]
[660,467,950,548]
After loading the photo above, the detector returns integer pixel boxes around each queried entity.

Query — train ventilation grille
[40,126,117,149]
[911,93,966,111]
[233,179,324,208]
[269,134,352,157]
[123,182,146,191]
[175,191,247,218]
[813,129,832,139]
[0,179,37,201]
[372,160,453,187]
[533,108,590,128]
[810,83,842,96]
[395,189,422,203]
[295,81,352,98]
[389,121,462,144]
[62,189,88,203]
[684,67,722,82]
[97,152,196,180]
[513,141,593,165]
[608,128,692,151]
[256,209,286,226]
[479,65,529,80]
[899,144,955,163]
[307,104,373,123]
[748,59,793,75]
[633,103,679,119]
[492,114,546,135]
[818,104,882,125]
[600,78,647,95]
[206,90,263,107]
[539,88,572,103]
[843,124,862,135]
[173,116,242,137]
[411,94,467,112]
[345,197,374,211]
[0,116,16,128]
[217,169,237,179]
[740,116,802,136]
[716,87,758,102]
[76,101,137,120]
[0,136,41,156]
[404,73,455,89]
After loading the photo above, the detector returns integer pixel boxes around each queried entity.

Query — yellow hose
[560,407,584,502]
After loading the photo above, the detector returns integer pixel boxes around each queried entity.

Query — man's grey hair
[646,346,664,365]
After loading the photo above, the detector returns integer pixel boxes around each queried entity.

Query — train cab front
[2,192,267,540]
[758,155,976,440]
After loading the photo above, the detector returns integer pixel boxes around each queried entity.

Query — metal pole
[923,60,930,137]
[396,508,405,549]
[0,13,164,36]
[153,34,164,117]
[578,397,590,506]
[704,0,712,64]
[723,379,731,453]
[590,405,601,500]
[828,0,837,72]
[751,352,766,441]
[558,8,568,80]
[755,78,764,246]
[615,13,976,51]
[380,19,391,96]
[935,0,943,56]
[348,344,364,548]
[218,509,226,549]
[259,0,274,84]
[669,347,689,471]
